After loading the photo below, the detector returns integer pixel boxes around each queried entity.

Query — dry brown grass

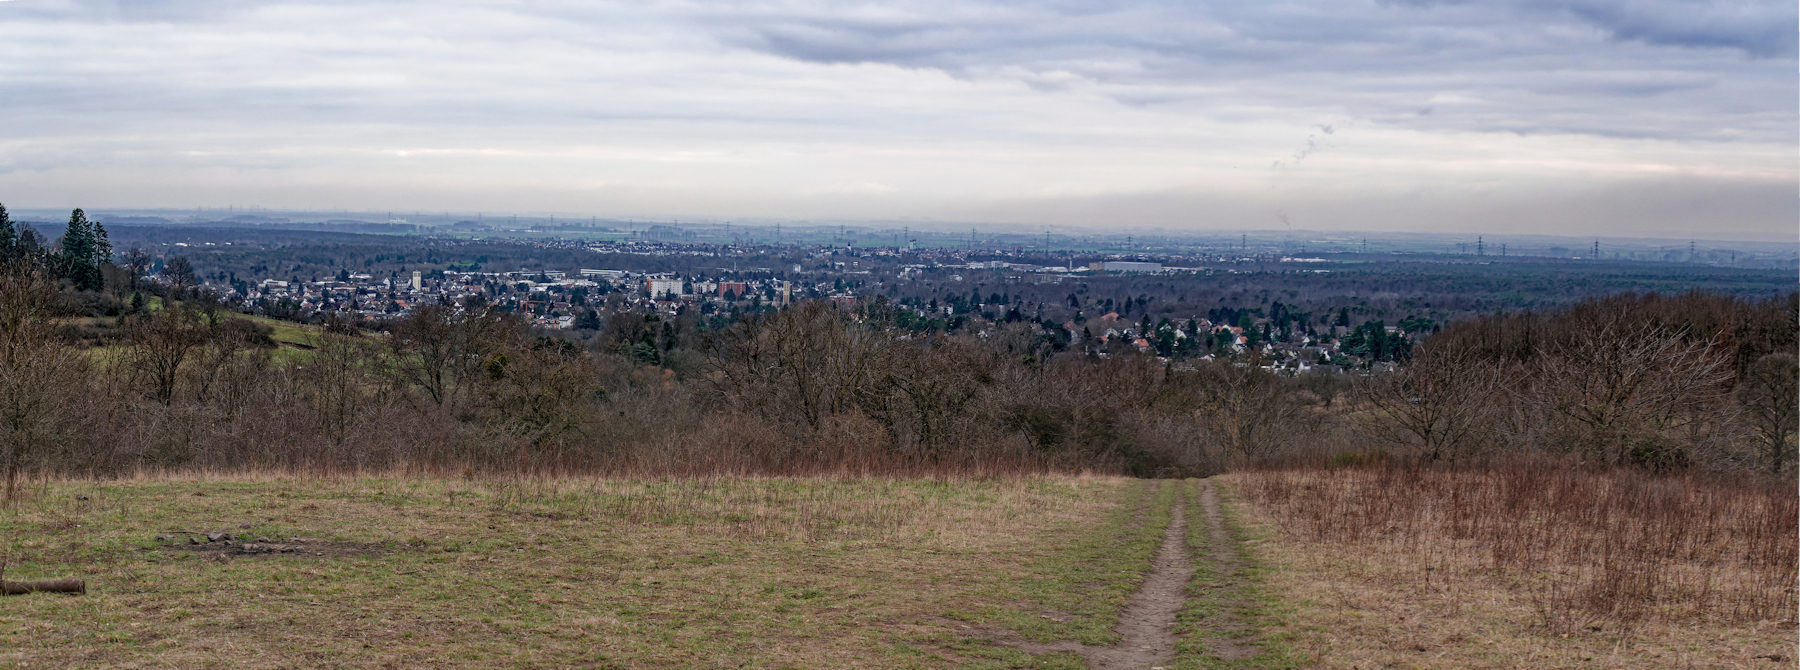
[0,473,1139,668]
[1222,464,1797,668]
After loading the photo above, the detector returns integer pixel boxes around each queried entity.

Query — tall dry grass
[1237,459,1797,632]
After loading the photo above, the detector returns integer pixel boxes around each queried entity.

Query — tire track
[977,482,1194,669]
[1189,477,1258,662]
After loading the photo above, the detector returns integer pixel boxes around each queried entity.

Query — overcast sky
[0,0,1793,240]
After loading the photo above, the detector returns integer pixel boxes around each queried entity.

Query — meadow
[1227,463,1797,669]
[2,469,1792,668]
[1,474,1186,668]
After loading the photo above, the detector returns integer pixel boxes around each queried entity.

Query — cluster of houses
[1063,311,1395,373]
[191,240,1407,372]
[227,267,813,330]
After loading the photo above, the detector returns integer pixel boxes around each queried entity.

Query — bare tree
[0,267,80,502]
[998,354,1158,468]
[879,339,994,456]
[1162,357,1305,461]
[185,315,271,411]
[1358,346,1501,462]
[300,332,386,449]
[126,304,210,405]
[477,332,605,467]
[162,256,197,300]
[704,301,897,433]
[122,247,150,294]
[1297,372,1350,409]
[390,301,514,406]
[1533,321,1734,469]
[1738,353,1798,474]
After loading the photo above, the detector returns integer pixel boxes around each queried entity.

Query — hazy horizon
[2,0,1794,241]
[11,205,1795,252]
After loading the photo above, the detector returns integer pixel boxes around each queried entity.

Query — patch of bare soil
[154,533,387,560]
[978,486,1197,669]
[1192,477,1257,661]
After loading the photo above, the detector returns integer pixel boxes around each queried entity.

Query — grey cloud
[0,0,1790,239]
[10,0,287,22]
[679,0,1793,143]
[1388,0,1797,57]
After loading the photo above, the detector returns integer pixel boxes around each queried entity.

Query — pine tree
[575,308,601,330]
[59,208,102,291]
[0,203,14,260]
[93,220,112,264]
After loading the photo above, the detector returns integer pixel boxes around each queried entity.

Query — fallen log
[2,579,85,595]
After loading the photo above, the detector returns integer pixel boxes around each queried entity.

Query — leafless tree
[1738,353,1798,474]
[997,354,1157,468]
[300,332,387,449]
[0,267,81,502]
[390,301,514,406]
[185,315,270,411]
[1532,321,1734,469]
[1162,357,1306,460]
[879,339,994,455]
[704,301,898,433]
[1358,346,1501,462]
[1297,372,1351,409]
[477,332,605,467]
[126,304,210,405]
[122,247,150,293]
[162,256,197,300]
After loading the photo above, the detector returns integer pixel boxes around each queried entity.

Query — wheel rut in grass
[980,484,1194,669]
[1190,477,1258,662]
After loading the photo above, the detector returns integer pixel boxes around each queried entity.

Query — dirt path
[1096,485,1195,669]
[980,485,1195,669]
[1189,477,1258,661]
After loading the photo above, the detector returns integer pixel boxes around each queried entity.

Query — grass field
[232,312,327,349]
[1220,472,1797,669]
[61,305,326,348]
[0,475,1167,668]
[3,472,1787,668]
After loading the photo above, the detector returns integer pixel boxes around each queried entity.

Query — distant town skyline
[1,0,1793,241]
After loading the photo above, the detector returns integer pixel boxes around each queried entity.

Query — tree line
[0,206,115,292]
[0,206,1792,494]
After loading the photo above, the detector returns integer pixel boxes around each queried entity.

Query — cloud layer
[0,0,1792,238]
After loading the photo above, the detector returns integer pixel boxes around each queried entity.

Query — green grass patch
[232,312,326,348]
[1172,478,1311,669]
[940,478,1174,668]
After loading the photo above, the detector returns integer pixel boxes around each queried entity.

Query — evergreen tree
[0,203,14,260]
[59,208,103,291]
[94,220,112,264]
[575,308,602,330]
[17,226,44,262]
